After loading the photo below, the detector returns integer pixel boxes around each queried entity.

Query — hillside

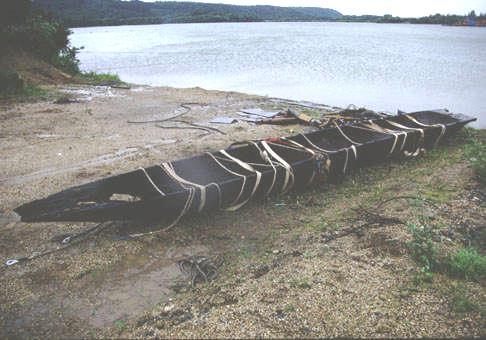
[33,0,342,27]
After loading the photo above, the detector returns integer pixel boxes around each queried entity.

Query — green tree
[0,0,32,28]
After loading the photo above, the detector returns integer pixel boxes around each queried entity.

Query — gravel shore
[0,84,484,338]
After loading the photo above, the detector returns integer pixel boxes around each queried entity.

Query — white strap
[129,187,195,238]
[355,123,404,156]
[386,120,425,139]
[343,148,349,174]
[218,150,262,211]
[299,133,333,153]
[205,152,249,210]
[403,115,446,148]
[161,163,207,212]
[139,167,166,196]
[334,123,363,145]
[384,120,424,156]
[280,138,317,186]
[261,141,294,194]
[251,141,278,196]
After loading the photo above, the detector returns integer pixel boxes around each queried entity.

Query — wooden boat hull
[14,111,476,223]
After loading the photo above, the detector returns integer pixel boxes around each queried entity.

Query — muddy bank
[0,84,484,338]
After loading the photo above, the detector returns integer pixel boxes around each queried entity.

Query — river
[71,22,486,127]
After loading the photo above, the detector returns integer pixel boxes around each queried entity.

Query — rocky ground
[0,84,484,338]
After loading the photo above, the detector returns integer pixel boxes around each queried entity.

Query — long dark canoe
[14,110,475,224]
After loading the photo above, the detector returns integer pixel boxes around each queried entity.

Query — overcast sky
[139,0,486,17]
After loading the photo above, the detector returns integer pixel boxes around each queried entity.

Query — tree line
[33,0,342,27]
[1,0,80,74]
[340,11,485,25]
[0,0,82,95]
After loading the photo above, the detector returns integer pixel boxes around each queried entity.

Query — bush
[407,223,439,272]
[446,248,486,281]
[52,46,81,75]
[407,222,486,283]
[0,83,47,101]
[0,70,24,94]
[451,284,479,314]
[78,72,123,86]
[0,0,31,29]
[464,136,486,184]
[1,2,81,76]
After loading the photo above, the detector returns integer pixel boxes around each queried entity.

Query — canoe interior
[14,110,476,223]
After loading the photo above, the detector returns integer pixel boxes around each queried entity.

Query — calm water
[71,22,486,127]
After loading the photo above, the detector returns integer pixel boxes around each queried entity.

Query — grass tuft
[0,84,48,101]
[451,284,479,315]
[289,277,312,289]
[114,319,127,333]
[445,248,486,282]
[463,129,486,184]
[408,222,486,283]
[78,72,124,86]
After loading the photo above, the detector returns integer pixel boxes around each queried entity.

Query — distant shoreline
[68,20,486,30]
[34,0,485,29]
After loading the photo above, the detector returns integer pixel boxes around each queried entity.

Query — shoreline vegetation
[0,1,125,101]
[33,0,486,28]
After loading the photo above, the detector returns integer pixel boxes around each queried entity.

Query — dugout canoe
[14,110,475,224]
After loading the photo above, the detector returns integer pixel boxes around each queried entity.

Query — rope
[5,222,110,267]
[139,167,166,196]
[299,133,333,153]
[129,187,196,238]
[383,120,425,156]
[161,163,207,212]
[128,163,200,238]
[261,141,296,195]
[201,142,279,199]
[250,141,279,196]
[370,121,407,152]
[339,145,357,174]
[402,115,446,148]
[297,134,332,174]
[205,152,249,211]
[343,148,350,174]
[217,150,262,210]
[333,122,363,145]
[356,122,408,157]
[280,137,320,186]
[127,103,203,124]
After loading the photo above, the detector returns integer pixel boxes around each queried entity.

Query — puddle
[60,86,124,102]
[0,211,20,228]
[67,244,209,328]
[130,87,153,93]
